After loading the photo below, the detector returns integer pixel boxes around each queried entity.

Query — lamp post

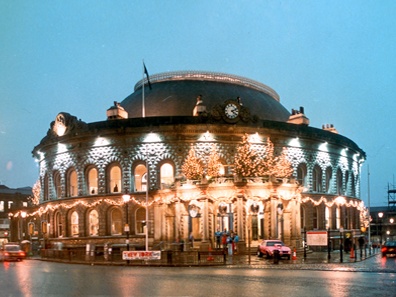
[122,192,131,263]
[378,212,383,248]
[390,218,394,240]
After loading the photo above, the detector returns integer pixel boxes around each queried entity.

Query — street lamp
[378,212,383,247]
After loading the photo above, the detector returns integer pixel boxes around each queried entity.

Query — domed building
[22,71,366,253]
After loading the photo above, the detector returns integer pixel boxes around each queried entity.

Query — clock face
[225,103,239,119]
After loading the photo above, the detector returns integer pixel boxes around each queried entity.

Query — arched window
[336,168,343,195]
[67,169,78,197]
[135,208,146,234]
[297,163,307,189]
[53,171,61,199]
[134,164,147,192]
[54,212,62,237]
[43,173,49,201]
[312,165,322,192]
[344,170,349,195]
[109,164,122,193]
[325,167,332,193]
[160,162,174,189]
[71,211,79,237]
[89,210,99,236]
[86,166,98,195]
[110,208,122,235]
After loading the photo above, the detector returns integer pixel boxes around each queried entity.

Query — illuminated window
[325,206,331,229]
[336,168,343,195]
[296,163,307,189]
[8,201,13,209]
[53,171,61,199]
[110,208,122,235]
[134,164,147,192]
[71,211,79,237]
[89,210,99,236]
[336,206,341,229]
[160,162,174,189]
[108,164,122,193]
[0,201,4,212]
[135,208,146,234]
[312,165,322,192]
[43,173,49,201]
[325,167,332,193]
[86,166,98,195]
[67,169,78,197]
[55,212,62,237]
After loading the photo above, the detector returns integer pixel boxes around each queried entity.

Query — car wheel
[257,250,263,257]
[287,255,291,260]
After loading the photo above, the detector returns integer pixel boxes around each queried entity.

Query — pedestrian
[215,229,222,249]
[221,232,228,250]
[233,233,239,254]
[189,232,194,249]
[227,234,233,256]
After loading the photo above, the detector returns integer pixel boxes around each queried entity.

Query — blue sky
[1,0,395,206]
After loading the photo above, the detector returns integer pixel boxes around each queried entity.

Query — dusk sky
[1,1,395,207]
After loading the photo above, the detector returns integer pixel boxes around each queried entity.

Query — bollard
[273,249,280,264]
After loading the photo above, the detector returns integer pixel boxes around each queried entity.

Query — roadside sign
[122,250,161,260]
[307,231,328,246]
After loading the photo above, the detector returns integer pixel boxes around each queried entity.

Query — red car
[257,240,291,260]
[381,241,396,257]
[1,244,26,261]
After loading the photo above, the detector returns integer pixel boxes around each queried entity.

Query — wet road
[0,256,395,297]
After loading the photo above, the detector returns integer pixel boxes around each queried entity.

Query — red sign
[122,250,161,260]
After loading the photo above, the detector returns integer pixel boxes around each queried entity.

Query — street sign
[122,250,161,260]
[307,231,328,246]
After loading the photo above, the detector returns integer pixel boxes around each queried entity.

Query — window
[350,174,356,197]
[325,206,331,229]
[55,212,62,237]
[111,208,122,235]
[134,164,147,192]
[297,163,307,189]
[325,167,332,193]
[67,169,78,197]
[53,171,61,199]
[300,206,305,229]
[312,165,322,192]
[89,210,99,236]
[71,211,79,237]
[43,173,49,201]
[109,164,122,193]
[8,201,13,210]
[344,170,349,195]
[135,208,146,234]
[0,201,4,212]
[87,167,98,195]
[313,207,318,229]
[336,206,341,229]
[336,168,343,195]
[160,163,174,189]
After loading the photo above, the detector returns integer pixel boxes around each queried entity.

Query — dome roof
[121,71,290,122]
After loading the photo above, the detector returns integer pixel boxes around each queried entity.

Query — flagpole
[367,165,371,247]
[146,154,149,251]
[142,61,145,118]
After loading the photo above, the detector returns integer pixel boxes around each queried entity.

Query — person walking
[215,229,222,249]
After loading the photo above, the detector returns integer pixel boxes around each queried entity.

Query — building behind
[16,71,367,252]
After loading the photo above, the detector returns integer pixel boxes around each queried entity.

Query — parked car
[1,244,26,261]
[381,241,396,257]
[257,240,291,259]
